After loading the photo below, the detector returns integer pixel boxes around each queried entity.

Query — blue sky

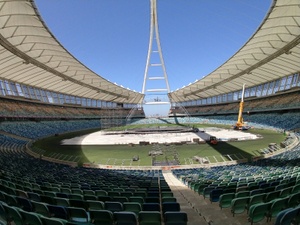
[34,0,272,116]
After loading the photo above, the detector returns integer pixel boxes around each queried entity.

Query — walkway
[162,171,270,225]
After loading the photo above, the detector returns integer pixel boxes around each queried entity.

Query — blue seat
[142,203,160,212]
[209,189,223,203]
[48,205,69,220]
[162,202,180,214]
[16,196,33,212]
[273,207,298,225]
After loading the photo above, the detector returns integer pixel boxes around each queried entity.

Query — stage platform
[61,127,259,145]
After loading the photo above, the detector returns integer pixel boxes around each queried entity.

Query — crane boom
[234,84,249,130]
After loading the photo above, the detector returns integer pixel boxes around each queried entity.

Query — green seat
[123,202,142,216]
[197,184,208,195]
[279,186,293,198]
[89,209,114,225]
[248,202,271,225]
[265,190,280,202]
[202,187,215,199]
[41,216,68,225]
[3,205,23,225]
[83,190,95,196]
[246,193,265,212]
[235,191,249,198]
[72,189,83,195]
[120,191,133,198]
[95,190,108,196]
[32,201,51,217]
[54,197,70,207]
[69,194,84,200]
[0,202,7,225]
[114,211,137,225]
[20,210,43,225]
[129,196,144,204]
[287,192,300,208]
[161,192,173,198]
[267,197,289,222]
[161,197,177,203]
[138,211,161,225]
[219,193,235,210]
[60,188,72,194]
[231,196,249,216]
[67,206,89,223]
[292,184,300,194]
[86,200,105,210]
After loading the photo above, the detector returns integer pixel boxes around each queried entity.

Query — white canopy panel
[0,0,144,104]
[169,0,300,102]
[0,0,299,105]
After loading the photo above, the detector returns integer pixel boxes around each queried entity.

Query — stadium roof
[0,0,299,105]
[0,0,144,104]
[169,0,300,102]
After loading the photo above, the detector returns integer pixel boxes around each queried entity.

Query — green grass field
[32,124,286,166]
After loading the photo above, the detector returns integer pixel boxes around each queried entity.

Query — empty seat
[123,202,142,216]
[231,196,249,216]
[162,202,180,214]
[67,206,89,223]
[86,200,104,210]
[142,203,160,212]
[114,211,138,225]
[164,211,188,225]
[3,205,23,225]
[89,209,114,225]
[219,193,235,210]
[32,201,51,217]
[105,201,123,212]
[139,211,161,225]
[48,205,69,220]
[20,210,43,225]
[248,202,270,225]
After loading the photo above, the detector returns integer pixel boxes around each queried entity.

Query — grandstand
[0,0,300,225]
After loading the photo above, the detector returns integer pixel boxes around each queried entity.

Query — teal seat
[89,209,114,225]
[123,202,142,216]
[138,211,161,225]
[54,197,70,207]
[230,196,249,216]
[3,205,23,225]
[41,216,68,225]
[32,201,51,217]
[219,193,235,210]
[67,206,89,223]
[20,210,43,225]
[246,193,265,212]
[0,202,7,225]
[129,196,144,204]
[267,197,289,222]
[86,200,104,210]
[161,197,177,203]
[114,211,137,225]
[248,202,270,225]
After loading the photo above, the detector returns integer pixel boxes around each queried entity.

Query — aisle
[162,171,260,225]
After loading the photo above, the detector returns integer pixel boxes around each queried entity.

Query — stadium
[0,0,300,225]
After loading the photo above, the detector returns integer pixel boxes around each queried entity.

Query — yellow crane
[233,84,250,130]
